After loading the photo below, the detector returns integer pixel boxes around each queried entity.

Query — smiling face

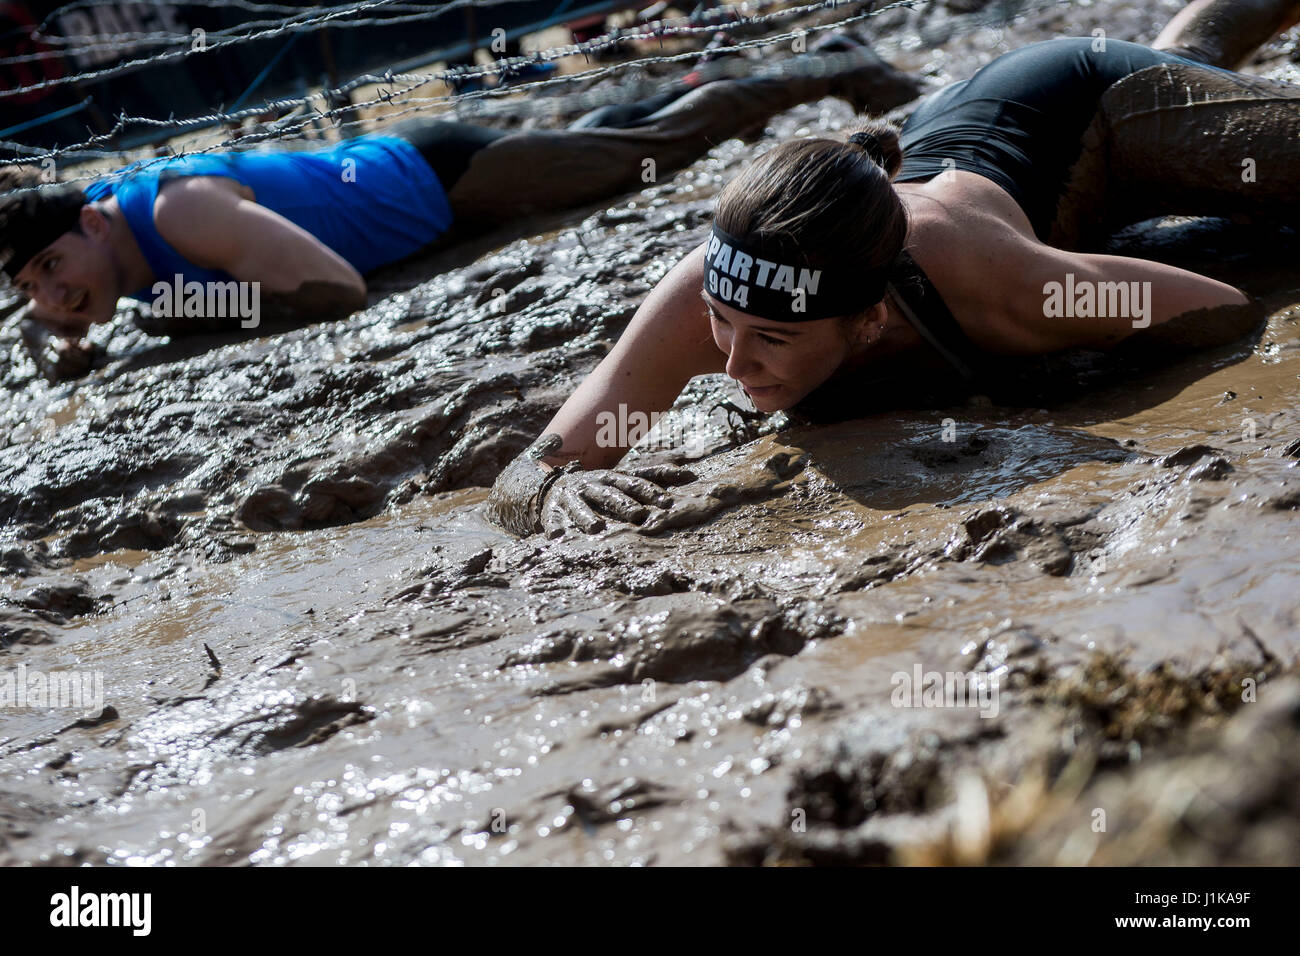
[11,206,119,339]
[703,290,874,412]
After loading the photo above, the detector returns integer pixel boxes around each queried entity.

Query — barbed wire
[0,0,863,166]
[1,0,772,75]
[2,0,1059,173]
[2,0,468,90]
[8,0,568,66]
[0,0,913,99]
[0,0,1065,190]
[0,0,910,169]
[36,0,435,31]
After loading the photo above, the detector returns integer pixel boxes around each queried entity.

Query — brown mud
[3,0,1300,865]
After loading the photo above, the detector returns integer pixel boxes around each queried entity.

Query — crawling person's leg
[382,118,512,194]
[440,48,923,231]
[1151,0,1300,69]
[1052,61,1300,249]
[1052,0,1300,250]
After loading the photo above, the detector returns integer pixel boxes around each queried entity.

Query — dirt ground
[2,0,1299,865]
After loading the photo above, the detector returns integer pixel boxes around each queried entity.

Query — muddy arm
[486,432,696,537]
[1112,294,1267,356]
[530,242,724,471]
[486,244,722,536]
[153,177,368,325]
[1152,0,1300,70]
[255,280,367,324]
[486,434,577,536]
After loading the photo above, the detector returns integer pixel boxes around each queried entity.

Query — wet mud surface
[3,0,1300,865]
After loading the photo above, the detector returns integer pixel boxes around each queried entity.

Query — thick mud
[3,0,1300,865]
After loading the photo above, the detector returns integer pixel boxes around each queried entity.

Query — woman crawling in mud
[487,0,1300,537]
[0,40,917,381]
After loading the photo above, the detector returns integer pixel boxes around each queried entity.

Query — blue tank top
[83,136,453,301]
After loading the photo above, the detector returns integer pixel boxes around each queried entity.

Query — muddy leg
[445,50,923,229]
[1050,61,1300,250]
[1151,0,1300,69]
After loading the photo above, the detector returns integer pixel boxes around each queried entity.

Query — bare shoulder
[153,176,253,232]
[154,173,252,208]
[152,175,255,266]
[896,172,1039,352]
[897,173,1251,354]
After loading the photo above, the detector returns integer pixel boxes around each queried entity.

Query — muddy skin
[258,280,368,327]
[487,430,700,537]
[1052,58,1300,251]
[18,319,104,384]
[2,2,1300,866]
[485,433,569,537]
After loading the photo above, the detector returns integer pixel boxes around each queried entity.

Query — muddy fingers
[543,489,606,537]
[575,481,651,524]
[486,432,703,538]
[540,466,712,536]
[625,463,699,487]
[19,318,100,382]
[602,472,677,509]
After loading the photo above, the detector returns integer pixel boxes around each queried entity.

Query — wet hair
[0,165,89,283]
[712,118,908,323]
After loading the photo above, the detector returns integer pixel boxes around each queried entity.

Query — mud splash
[3,1,1300,865]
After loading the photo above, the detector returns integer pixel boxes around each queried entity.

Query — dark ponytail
[845,118,903,179]
[713,118,908,311]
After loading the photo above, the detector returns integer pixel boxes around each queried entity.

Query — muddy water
[4,1,1300,865]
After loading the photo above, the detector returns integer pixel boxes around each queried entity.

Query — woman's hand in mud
[541,463,697,536]
[484,434,703,539]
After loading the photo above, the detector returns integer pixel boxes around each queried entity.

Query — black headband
[702,223,888,322]
[1,183,88,280]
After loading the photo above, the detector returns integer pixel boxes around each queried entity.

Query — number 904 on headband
[705,268,751,310]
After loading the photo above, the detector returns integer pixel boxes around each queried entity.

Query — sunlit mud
[2,0,1299,865]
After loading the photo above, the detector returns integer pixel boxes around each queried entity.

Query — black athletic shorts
[384,118,510,193]
[894,37,1237,240]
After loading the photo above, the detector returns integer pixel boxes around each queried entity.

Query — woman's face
[703,291,867,412]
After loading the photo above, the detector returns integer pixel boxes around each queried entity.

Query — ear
[849,300,887,347]
[78,202,110,241]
